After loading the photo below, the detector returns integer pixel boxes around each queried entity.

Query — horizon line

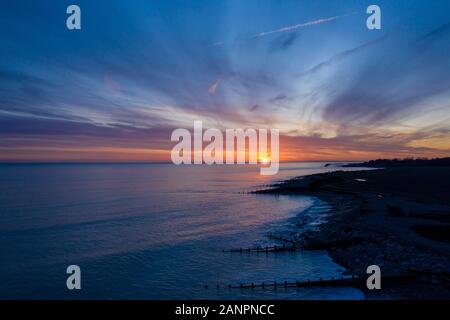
[0,160,360,165]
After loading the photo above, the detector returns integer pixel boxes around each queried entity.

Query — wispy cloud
[208,77,222,94]
[298,36,387,77]
[209,41,224,47]
[2,1,450,162]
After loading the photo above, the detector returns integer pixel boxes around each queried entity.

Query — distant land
[343,157,450,168]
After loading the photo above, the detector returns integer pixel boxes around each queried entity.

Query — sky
[0,0,450,162]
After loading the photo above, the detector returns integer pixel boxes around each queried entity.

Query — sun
[259,157,270,164]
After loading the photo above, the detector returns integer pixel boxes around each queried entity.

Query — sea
[0,162,368,299]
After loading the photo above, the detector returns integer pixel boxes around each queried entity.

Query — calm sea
[0,162,366,299]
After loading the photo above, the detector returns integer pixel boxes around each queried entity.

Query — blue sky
[1,0,449,161]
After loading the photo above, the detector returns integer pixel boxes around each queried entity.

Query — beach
[256,165,450,299]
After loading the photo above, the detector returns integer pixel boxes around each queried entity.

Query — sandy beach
[256,164,450,299]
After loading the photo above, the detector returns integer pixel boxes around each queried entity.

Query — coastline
[256,166,450,299]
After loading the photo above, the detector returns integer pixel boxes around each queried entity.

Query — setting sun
[259,157,270,164]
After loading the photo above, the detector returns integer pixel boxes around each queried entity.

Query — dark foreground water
[0,162,366,299]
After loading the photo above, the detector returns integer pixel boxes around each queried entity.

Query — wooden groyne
[267,233,299,244]
[223,243,301,253]
[222,232,304,253]
[226,273,419,289]
[229,276,363,289]
[197,272,426,290]
[223,233,362,253]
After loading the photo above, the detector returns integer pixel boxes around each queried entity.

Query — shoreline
[256,166,450,299]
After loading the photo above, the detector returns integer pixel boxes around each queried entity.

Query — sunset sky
[1,0,449,162]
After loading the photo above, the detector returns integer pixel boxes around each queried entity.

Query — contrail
[252,12,359,38]
[209,12,359,47]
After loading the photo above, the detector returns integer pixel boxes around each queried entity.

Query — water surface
[0,162,366,299]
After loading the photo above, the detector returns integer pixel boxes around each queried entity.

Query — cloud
[280,128,450,161]
[298,36,386,77]
[1,1,450,161]
[322,29,450,130]
[250,104,260,112]
[268,32,300,52]
[269,93,290,105]
[208,77,222,94]
[209,41,224,47]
